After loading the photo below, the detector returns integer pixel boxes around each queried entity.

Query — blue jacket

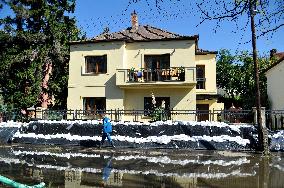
[103,117,112,133]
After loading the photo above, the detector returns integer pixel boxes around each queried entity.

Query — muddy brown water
[0,144,283,188]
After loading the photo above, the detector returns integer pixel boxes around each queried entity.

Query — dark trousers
[101,132,112,145]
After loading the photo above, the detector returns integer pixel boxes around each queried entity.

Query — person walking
[99,113,115,148]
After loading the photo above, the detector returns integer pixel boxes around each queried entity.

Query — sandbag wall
[10,121,261,151]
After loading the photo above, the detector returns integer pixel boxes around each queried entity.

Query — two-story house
[67,12,223,121]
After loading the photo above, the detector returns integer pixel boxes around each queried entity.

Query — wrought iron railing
[127,67,186,82]
[2,108,283,130]
[0,108,256,125]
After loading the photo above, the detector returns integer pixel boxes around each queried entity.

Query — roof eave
[195,51,218,55]
[69,36,199,45]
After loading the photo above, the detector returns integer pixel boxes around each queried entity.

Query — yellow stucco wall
[196,99,224,121]
[122,87,196,121]
[67,41,125,110]
[124,88,195,110]
[67,40,196,111]
[266,60,284,110]
[196,54,217,94]
[196,99,224,110]
[125,40,196,69]
[67,39,223,121]
[195,54,223,114]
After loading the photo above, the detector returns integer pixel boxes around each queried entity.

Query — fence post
[252,107,257,125]
[115,109,117,122]
[252,107,266,128]
[134,109,137,122]
[261,107,266,128]
[212,108,214,121]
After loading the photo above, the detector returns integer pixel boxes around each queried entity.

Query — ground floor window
[83,97,106,113]
[144,97,170,117]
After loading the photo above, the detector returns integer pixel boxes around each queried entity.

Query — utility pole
[249,0,269,155]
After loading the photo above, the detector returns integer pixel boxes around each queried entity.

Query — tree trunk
[41,61,52,108]
[250,0,270,155]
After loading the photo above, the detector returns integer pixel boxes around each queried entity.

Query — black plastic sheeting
[9,121,263,150]
[0,127,19,143]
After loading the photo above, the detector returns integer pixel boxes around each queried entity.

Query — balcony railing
[129,68,185,82]
[116,67,196,86]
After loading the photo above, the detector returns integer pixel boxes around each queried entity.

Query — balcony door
[144,54,170,81]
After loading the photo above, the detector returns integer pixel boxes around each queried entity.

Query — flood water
[0,144,283,188]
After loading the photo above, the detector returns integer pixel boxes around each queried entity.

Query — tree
[0,0,85,112]
[217,49,270,109]
[217,50,242,101]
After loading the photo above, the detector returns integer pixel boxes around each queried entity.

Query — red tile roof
[70,25,198,44]
[70,24,216,55]
[94,25,197,41]
[274,52,284,60]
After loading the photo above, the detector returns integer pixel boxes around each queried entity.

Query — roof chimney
[131,10,138,31]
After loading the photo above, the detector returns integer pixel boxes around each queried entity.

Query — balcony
[116,67,196,89]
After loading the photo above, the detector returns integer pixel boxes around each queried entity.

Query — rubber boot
[111,141,115,148]
[99,141,103,149]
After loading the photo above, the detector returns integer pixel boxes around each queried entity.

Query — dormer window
[85,55,107,74]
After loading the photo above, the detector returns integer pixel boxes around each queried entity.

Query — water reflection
[101,154,113,186]
[0,145,283,188]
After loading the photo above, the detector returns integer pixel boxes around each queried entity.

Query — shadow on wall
[105,74,123,100]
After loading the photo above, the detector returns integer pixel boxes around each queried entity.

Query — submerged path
[0,144,284,188]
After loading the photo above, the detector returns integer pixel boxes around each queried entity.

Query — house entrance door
[196,104,209,122]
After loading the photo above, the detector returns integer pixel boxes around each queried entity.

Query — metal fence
[0,109,252,122]
[0,108,283,130]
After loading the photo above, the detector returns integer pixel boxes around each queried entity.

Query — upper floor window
[196,65,206,89]
[85,55,107,74]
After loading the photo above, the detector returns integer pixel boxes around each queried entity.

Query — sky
[73,0,284,56]
[1,0,284,55]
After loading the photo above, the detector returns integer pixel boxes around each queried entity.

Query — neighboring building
[265,54,284,110]
[67,12,223,121]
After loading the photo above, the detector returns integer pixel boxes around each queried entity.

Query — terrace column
[253,107,266,127]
